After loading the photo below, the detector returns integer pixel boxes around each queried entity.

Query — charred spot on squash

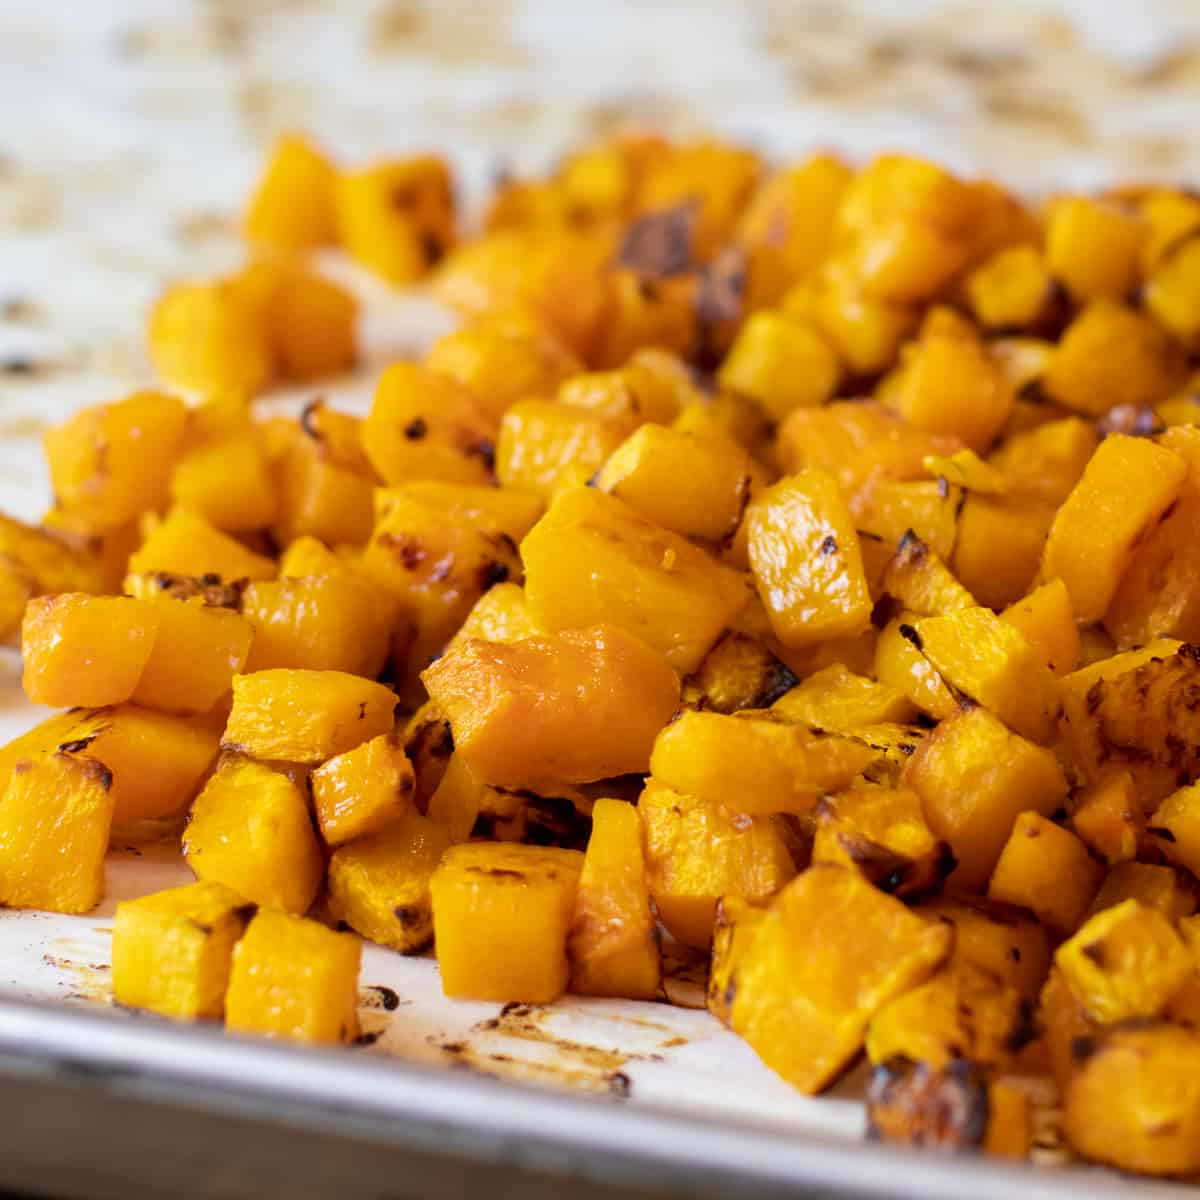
[618,202,698,279]
[866,1057,989,1150]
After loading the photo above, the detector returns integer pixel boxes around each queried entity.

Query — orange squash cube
[225,911,361,1044]
[311,732,414,846]
[1045,196,1145,303]
[112,881,254,1021]
[184,758,323,914]
[21,594,159,708]
[1000,578,1080,676]
[1072,772,1142,866]
[267,265,357,380]
[1148,781,1200,878]
[921,897,1050,999]
[952,493,1053,610]
[243,133,337,251]
[905,705,1068,891]
[879,532,976,617]
[326,811,452,953]
[747,470,872,649]
[171,432,278,534]
[1041,433,1186,622]
[568,798,660,1000]
[708,896,769,1025]
[0,752,114,913]
[521,487,747,674]
[874,616,959,721]
[222,670,396,765]
[431,843,583,1003]
[128,508,276,583]
[987,813,1103,937]
[771,664,917,731]
[1090,862,1196,923]
[964,244,1054,331]
[639,779,796,949]
[423,624,679,790]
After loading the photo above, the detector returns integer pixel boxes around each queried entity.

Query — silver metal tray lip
[0,990,1174,1200]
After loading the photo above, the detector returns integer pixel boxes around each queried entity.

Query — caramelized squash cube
[184,758,323,914]
[269,424,374,549]
[913,606,1060,743]
[112,881,253,1020]
[874,615,959,721]
[568,798,660,1000]
[423,624,679,790]
[222,670,396,765]
[430,843,583,1003]
[326,812,452,953]
[521,487,747,673]
[268,265,357,380]
[60,705,220,829]
[21,594,159,708]
[1064,1024,1200,1175]
[44,392,188,530]
[728,864,952,1094]
[879,531,975,617]
[1149,780,1200,878]
[0,752,114,913]
[1072,771,1142,866]
[594,424,751,542]
[225,911,361,1044]
[496,400,627,501]
[987,813,1102,937]
[682,631,797,715]
[921,898,1050,998]
[243,133,337,250]
[650,710,873,817]
[1042,434,1186,622]
[1145,237,1200,347]
[905,706,1068,891]
[128,508,276,583]
[311,732,414,846]
[639,779,796,949]
[707,895,768,1025]
[443,582,539,657]
[1045,196,1144,303]
[964,244,1054,331]
[716,312,839,419]
[1090,861,1196,923]
[171,433,278,534]
[747,470,872,649]
[999,578,1079,676]
[952,493,1053,610]
[771,665,917,731]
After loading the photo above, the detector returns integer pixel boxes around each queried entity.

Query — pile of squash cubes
[6,132,1200,1175]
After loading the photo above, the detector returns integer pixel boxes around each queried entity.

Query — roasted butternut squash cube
[112,881,254,1021]
[812,782,953,899]
[171,432,277,534]
[225,911,361,1044]
[378,481,543,548]
[853,477,962,562]
[964,244,1054,331]
[1046,196,1144,303]
[0,752,114,914]
[639,779,796,949]
[1042,434,1186,622]
[651,710,873,818]
[879,531,975,617]
[184,758,323,914]
[682,632,797,715]
[243,133,336,250]
[1149,780,1200,878]
[1072,771,1142,866]
[496,400,628,501]
[1043,300,1179,416]
[891,329,1013,453]
[999,578,1079,677]
[728,864,952,1094]
[568,798,660,1000]
[148,278,274,397]
[267,265,357,381]
[0,712,90,803]
[771,665,917,731]
[132,598,253,714]
[560,361,684,428]
[423,624,679,790]
[593,424,751,543]
[1090,862,1196,923]
[874,615,959,721]
[326,811,452,953]
[222,670,396,765]
[1145,237,1200,347]
[1056,900,1192,1025]
[0,512,108,600]
[1058,639,1200,801]
[21,594,159,708]
[430,843,583,1003]
[987,813,1102,937]
[905,706,1068,891]
[0,562,31,643]
[442,583,539,659]
[60,705,220,829]
[363,362,495,488]
[983,1081,1033,1161]
[335,156,454,283]
[921,897,1050,998]
[428,322,579,426]
[865,1059,991,1151]
[44,392,188,530]
[716,312,839,420]
[521,487,747,673]
[1064,1023,1200,1176]
[707,895,768,1025]
[951,493,1053,610]
[747,470,871,649]
[866,960,1029,1070]
[128,508,276,583]
[913,606,1060,743]
[988,416,1099,505]
[1040,964,1098,1092]
[242,573,391,679]
[311,732,414,846]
